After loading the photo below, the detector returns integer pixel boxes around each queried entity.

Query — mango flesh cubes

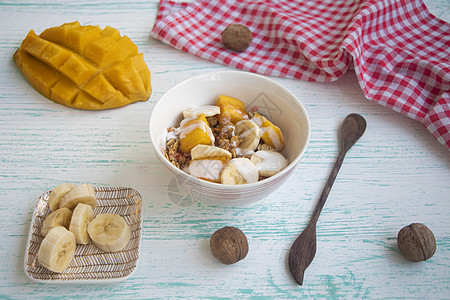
[13,21,151,110]
[216,95,248,125]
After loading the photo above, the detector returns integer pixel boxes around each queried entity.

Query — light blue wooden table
[1,0,449,298]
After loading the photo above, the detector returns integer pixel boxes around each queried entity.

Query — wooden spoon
[288,113,367,285]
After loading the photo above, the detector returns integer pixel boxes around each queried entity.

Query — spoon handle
[311,151,346,224]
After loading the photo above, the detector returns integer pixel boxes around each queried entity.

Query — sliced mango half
[14,22,151,110]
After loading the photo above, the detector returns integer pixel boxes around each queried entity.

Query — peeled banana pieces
[38,226,76,273]
[14,21,151,110]
[36,183,136,273]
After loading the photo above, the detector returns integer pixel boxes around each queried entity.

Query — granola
[165,138,190,170]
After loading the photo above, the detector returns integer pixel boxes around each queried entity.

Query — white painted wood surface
[1,0,449,298]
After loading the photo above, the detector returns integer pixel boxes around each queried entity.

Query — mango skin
[13,21,151,110]
[179,114,214,154]
[252,113,285,151]
[216,95,248,125]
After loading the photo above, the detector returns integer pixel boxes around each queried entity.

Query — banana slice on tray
[234,120,260,156]
[38,226,76,273]
[59,183,97,210]
[41,207,73,236]
[87,214,131,252]
[221,158,259,185]
[69,203,94,245]
[183,105,220,119]
[47,183,77,211]
[251,150,288,177]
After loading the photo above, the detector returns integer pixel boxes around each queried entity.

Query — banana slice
[234,120,260,156]
[41,207,73,236]
[69,203,94,244]
[189,158,228,182]
[251,150,288,177]
[191,144,232,160]
[87,214,131,252]
[189,145,232,182]
[220,158,259,185]
[48,183,77,211]
[183,105,220,119]
[59,183,97,210]
[38,226,76,273]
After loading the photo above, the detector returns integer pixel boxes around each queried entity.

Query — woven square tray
[24,186,143,283]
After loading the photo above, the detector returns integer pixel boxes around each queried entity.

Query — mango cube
[13,49,60,98]
[216,95,248,124]
[59,53,98,86]
[67,25,102,54]
[20,30,47,57]
[179,114,214,154]
[40,21,80,46]
[84,36,122,68]
[103,57,146,101]
[51,78,80,107]
[129,54,152,96]
[251,113,285,151]
[72,91,102,110]
[117,36,139,59]
[82,73,117,103]
[101,26,121,40]
[41,43,71,68]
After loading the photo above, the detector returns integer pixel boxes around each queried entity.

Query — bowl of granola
[149,70,310,206]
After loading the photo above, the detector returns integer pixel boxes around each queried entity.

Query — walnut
[210,226,249,265]
[397,223,436,262]
[221,24,253,52]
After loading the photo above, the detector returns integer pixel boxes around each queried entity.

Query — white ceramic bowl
[149,70,310,206]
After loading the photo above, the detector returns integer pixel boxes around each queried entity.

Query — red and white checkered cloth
[151,0,450,149]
